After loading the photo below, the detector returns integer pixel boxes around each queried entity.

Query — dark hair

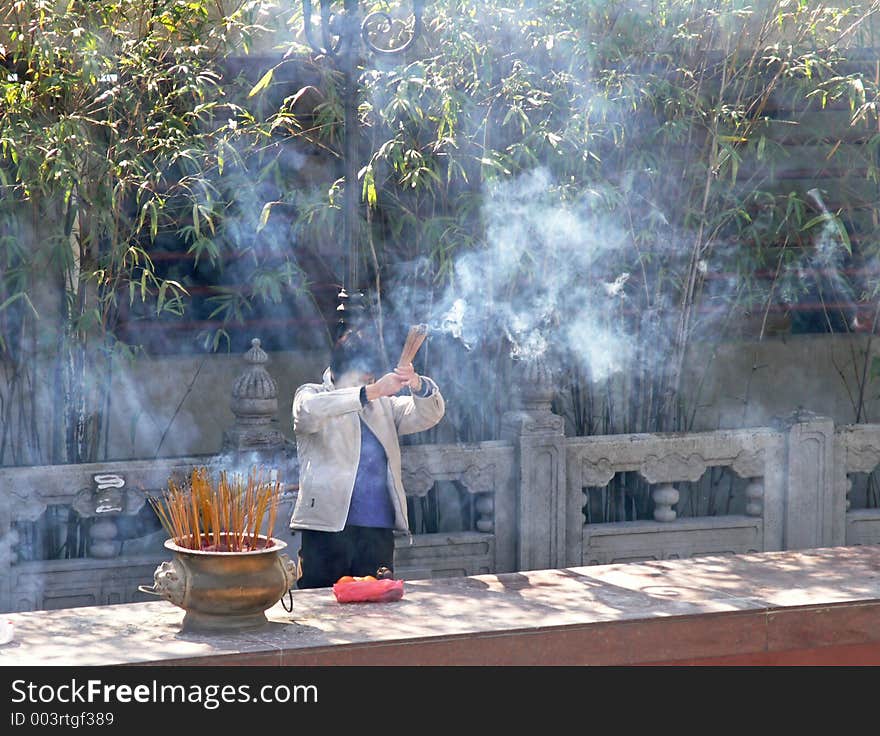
[330,329,384,379]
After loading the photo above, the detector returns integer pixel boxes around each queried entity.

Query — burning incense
[149,466,283,552]
[398,324,428,367]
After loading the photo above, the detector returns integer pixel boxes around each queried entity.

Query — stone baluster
[89,518,119,559]
[745,477,765,517]
[475,493,494,533]
[652,483,679,522]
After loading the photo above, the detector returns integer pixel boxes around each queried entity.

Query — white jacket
[289,368,445,533]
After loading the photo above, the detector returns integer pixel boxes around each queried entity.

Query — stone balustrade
[399,441,515,573]
[566,427,786,566]
[0,442,514,612]
[3,344,880,615]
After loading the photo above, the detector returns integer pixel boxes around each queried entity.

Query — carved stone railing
[6,332,880,615]
[835,423,880,547]
[5,411,880,613]
[566,427,787,566]
[0,456,216,612]
[0,436,521,612]
[399,441,516,576]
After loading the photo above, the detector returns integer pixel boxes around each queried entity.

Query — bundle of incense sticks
[398,324,428,367]
[149,466,282,552]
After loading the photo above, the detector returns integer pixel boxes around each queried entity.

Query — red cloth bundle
[332,578,405,603]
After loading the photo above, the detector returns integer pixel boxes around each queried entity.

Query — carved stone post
[777,411,844,550]
[221,338,299,540]
[0,489,12,612]
[501,357,567,572]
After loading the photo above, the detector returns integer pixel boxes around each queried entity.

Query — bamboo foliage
[0,2,302,466]
[276,1,880,444]
[149,466,282,552]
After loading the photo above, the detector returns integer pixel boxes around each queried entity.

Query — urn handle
[279,553,299,589]
[278,553,299,612]
[143,559,187,607]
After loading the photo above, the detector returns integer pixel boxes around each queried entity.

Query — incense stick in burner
[398,324,428,367]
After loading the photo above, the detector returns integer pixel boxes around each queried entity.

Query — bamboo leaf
[0,291,38,317]
[360,164,377,207]
[157,282,167,315]
[835,219,852,255]
[257,201,275,232]
[800,213,834,231]
[248,67,275,98]
[149,201,158,240]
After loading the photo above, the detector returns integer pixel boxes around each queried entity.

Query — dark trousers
[296,525,395,589]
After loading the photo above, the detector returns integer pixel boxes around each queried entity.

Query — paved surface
[2,545,880,665]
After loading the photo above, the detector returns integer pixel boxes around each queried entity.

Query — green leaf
[257,201,275,233]
[800,212,852,254]
[835,219,852,255]
[285,85,318,109]
[0,291,38,318]
[801,212,835,231]
[248,67,275,98]
[157,281,168,315]
[360,165,377,208]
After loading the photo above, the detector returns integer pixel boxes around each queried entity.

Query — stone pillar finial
[245,337,267,364]
[232,338,276,410]
[222,337,287,453]
[512,355,555,412]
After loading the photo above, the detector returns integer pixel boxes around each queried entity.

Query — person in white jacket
[290,329,445,588]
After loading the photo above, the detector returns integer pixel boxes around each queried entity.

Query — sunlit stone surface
[3,546,880,666]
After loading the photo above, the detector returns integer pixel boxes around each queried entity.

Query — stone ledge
[584,515,762,536]
[2,545,880,666]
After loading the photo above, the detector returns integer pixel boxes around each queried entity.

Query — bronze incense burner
[140,533,297,633]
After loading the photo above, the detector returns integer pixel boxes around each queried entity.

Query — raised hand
[365,371,410,401]
[394,363,422,392]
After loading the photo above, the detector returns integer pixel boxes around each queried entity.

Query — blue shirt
[345,380,435,528]
[346,420,395,528]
